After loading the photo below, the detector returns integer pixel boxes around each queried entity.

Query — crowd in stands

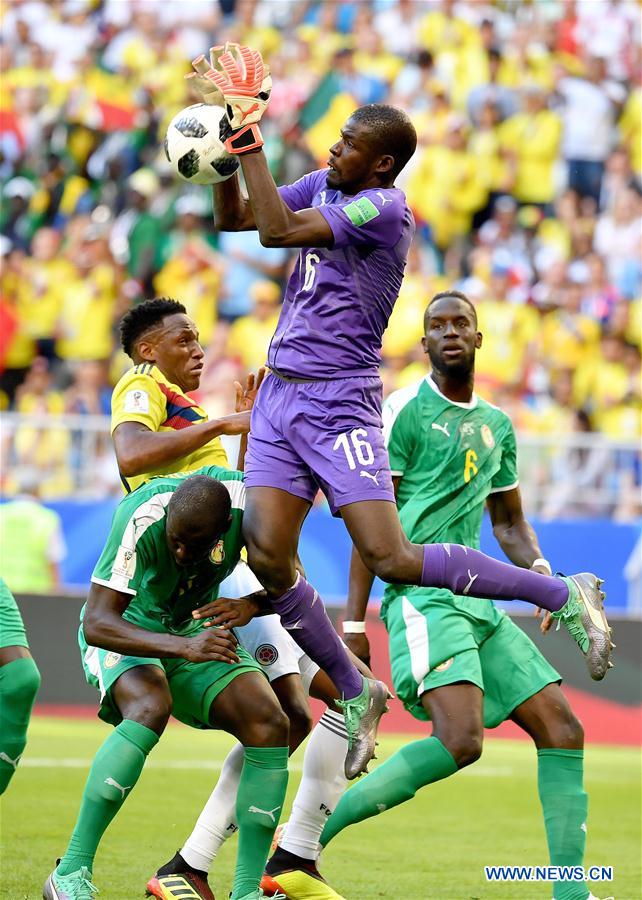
[0,0,640,514]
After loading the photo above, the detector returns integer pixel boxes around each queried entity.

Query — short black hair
[167,475,232,538]
[424,290,478,328]
[350,104,417,177]
[120,297,186,358]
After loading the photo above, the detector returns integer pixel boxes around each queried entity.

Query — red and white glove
[205,43,271,154]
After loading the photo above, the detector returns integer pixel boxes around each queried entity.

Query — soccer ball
[164,104,239,185]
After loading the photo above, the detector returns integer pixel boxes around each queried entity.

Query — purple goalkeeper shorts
[245,373,395,515]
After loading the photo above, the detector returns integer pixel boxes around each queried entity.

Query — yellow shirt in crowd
[474,301,539,389]
[499,110,562,204]
[540,310,600,371]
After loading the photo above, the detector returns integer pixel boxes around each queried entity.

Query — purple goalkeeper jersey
[268,169,415,378]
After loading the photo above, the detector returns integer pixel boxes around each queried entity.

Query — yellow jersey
[111,364,229,493]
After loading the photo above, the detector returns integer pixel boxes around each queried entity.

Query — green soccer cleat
[43,866,98,900]
[552,573,613,681]
[337,676,389,779]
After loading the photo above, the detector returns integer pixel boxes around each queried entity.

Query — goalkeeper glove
[204,43,271,154]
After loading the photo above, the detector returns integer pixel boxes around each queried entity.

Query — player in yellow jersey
[112,297,248,492]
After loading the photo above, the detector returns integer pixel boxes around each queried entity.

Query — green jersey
[382,375,518,597]
[91,466,245,637]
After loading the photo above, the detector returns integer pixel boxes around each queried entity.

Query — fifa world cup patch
[124,389,150,413]
[255,643,279,666]
[342,196,380,227]
[113,545,136,579]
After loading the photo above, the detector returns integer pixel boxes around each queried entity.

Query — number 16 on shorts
[333,428,375,470]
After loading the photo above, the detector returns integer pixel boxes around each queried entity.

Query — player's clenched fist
[184,627,240,664]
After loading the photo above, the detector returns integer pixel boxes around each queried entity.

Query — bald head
[166,476,232,566]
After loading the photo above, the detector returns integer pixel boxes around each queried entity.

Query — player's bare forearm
[212,175,256,231]
[238,151,334,248]
[488,487,544,569]
[83,584,240,663]
[344,546,376,665]
[113,414,250,477]
[83,584,190,659]
[346,546,375,622]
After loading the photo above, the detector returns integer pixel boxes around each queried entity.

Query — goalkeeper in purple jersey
[188,43,612,781]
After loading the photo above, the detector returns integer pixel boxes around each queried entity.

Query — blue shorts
[245,373,395,515]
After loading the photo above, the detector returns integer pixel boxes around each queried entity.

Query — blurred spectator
[467,48,519,125]
[593,187,642,297]
[540,276,601,372]
[0,470,67,593]
[500,84,562,209]
[217,229,289,322]
[556,54,626,204]
[409,113,486,260]
[227,280,282,371]
[474,262,539,397]
[65,361,112,417]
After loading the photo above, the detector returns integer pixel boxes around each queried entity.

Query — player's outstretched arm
[113,413,250,477]
[83,583,240,663]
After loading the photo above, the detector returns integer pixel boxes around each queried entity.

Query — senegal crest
[481,424,495,449]
[210,540,225,565]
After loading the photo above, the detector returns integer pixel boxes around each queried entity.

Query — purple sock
[421,544,569,612]
[272,574,364,699]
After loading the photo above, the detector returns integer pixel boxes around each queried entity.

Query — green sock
[231,746,289,900]
[0,657,41,795]
[538,749,589,900]
[321,735,457,847]
[56,719,159,876]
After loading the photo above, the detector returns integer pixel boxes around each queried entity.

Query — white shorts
[219,562,320,694]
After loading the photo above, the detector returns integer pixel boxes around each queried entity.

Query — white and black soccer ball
[164,104,239,186]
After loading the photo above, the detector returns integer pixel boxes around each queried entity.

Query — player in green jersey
[0,577,41,795]
[43,469,290,900]
[306,292,607,900]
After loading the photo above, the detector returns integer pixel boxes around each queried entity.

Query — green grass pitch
[1,717,640,900]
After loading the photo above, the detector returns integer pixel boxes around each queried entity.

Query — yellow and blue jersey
[110,364,229,493]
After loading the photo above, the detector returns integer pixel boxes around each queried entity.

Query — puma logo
[239,102,259,123]
[248,804,281,823]
[376,192,391,206]
[360,470,380,486]
[0,751,21,771]
[104,776,132,799]
[462,570,479,595]
[432,422,450,437]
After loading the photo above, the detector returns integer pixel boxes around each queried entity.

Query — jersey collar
[425,373,478,409]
